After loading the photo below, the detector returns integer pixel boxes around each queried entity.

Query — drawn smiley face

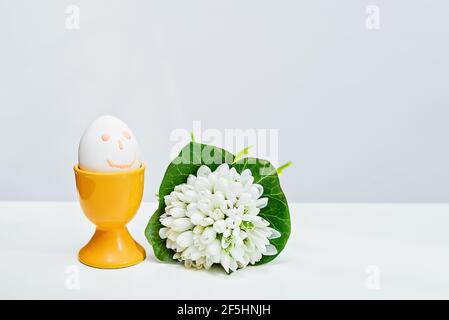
[78,115,141,172]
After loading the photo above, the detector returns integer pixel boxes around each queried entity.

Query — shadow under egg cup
[74,164,146,268]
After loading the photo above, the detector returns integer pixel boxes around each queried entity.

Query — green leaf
[144,142,291,267]
[277,161,292,175]
[233,145,253,164]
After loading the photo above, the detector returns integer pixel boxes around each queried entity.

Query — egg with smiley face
[78,115,141,172]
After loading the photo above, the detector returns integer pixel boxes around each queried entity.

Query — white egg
[78,115,141,172]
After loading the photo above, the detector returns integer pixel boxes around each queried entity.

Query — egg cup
[74,164,146,268]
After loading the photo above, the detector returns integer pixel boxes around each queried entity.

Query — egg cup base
[78,227,146,269]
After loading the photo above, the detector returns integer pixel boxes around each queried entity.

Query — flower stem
[233,145,253,163]
[277,161,292,175]
[190,131,195,142]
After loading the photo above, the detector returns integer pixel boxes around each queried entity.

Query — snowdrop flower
[159,163,281,273]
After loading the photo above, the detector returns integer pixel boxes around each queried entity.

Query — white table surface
[0,202,448,299]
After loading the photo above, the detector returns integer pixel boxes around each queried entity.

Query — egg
[78,115,141,172]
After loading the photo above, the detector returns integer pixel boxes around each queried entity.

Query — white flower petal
[213,220,226,233]
[220,253,231,273]
[171,218,193,232]
[192,225,204,235]
[187,174,197,186]
[164,195,174,206]
[241,214,255,222]
[204,259,214,269]
[255,197,269,209]
[229,258,238,272]
[243,175,254,187]
[214,178,229,194]
[198,198,212,213]
[159,227,169,239]
[233,215,242,227]
[249,184,264,199]
[230,245,245,262]
[252,216,270,228]
[229,167,238,179]
[221,235,231,249]
[187,203,198,212]
[173,252,181,260]
[200,227,216,245]
[169,207,187,218]
[240,169,252,182]
[166,239,176,250]
[190,212,205,225]
[159,213,169,220]
[247,206,261,216]
[240,254,250,268]
[189,248,202,260]
[194,177,211,192]
[225,216,241,229]
[236,193,252,206]
[160,216,174,227]
[205,239,221,263]
[200,217,214,227]
[217,163,230,175]
[223,228,231,238]
[176,231,194,247]
[197,165,212,177]
[167,230,180,241]
[183,190,197,203]
[267,227,281,239]
[264,244,278,256]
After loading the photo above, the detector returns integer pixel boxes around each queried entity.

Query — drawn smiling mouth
[106,153,137,169]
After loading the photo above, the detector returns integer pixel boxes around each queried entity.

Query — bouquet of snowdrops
[145,142,291,273]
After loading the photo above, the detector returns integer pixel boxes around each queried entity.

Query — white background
[1,1,448,202]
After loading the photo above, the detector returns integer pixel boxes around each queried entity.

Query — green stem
[233,145,253,163]
[277,161,292,175]
[190,131,195,142]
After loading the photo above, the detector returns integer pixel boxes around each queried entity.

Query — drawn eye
[123,131,131,140]
[101,133,110,142]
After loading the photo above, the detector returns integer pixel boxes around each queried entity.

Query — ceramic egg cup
[74,164,146,268]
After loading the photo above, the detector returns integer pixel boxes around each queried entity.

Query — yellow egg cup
[74,164,146,268]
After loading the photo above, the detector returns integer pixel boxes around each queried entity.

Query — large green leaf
[144,142,291,267]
